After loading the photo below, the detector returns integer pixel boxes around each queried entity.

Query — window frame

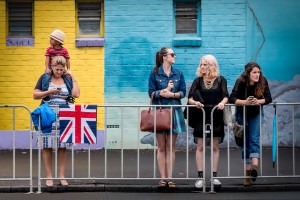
[75,0,104,47]
[6,0,34,46]
[172,0,202,47]
[76,0,102,37]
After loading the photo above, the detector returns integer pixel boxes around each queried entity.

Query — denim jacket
[148,66,186,106]
[37,73,73,104]
[31,102,56,133]
[41,73,73,94]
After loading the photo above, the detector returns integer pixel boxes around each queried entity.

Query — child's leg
[45,66,52,75]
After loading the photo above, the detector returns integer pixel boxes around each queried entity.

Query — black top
[229,76,272,117]
[186,76,228,138]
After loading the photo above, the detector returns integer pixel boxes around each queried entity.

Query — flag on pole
[59,104,97,144]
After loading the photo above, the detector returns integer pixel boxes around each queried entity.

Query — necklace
[203,78,215,89]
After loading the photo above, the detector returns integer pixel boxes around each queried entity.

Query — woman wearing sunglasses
[148,47,186,189]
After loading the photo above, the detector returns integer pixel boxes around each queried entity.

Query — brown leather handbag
[140,93,172,132]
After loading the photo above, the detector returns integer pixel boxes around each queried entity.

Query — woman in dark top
[229,62,272,186]
[187,55,229,189]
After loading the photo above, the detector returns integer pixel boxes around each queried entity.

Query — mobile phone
[248,96,254,99]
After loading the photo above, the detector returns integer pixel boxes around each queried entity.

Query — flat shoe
[59,180,69,186]
[45,180,53,187]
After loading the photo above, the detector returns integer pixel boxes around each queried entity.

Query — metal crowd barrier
[209,103,300,192]
[1,103,299,193]
[0,105,33,193]
[36,104,206,193]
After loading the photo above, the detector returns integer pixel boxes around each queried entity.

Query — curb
[1,183,300,193]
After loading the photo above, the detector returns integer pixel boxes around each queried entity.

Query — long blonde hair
[196,54,220,78]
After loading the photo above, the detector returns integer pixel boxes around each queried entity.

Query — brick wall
[0,0,104,130]
[104,0,246,104]
[104,0,247,148]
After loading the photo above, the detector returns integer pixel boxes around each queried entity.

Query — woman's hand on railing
[195,101,204,109]
[217,102,225,110]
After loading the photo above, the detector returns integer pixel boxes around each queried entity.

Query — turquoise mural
[104,0,300,149]
[247,0,300,81]
[245,0,300,147]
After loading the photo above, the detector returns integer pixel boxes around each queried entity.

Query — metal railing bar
[0,105,34,193]
[13,108,16,179]
[88,146,91,178]
[292,105,295,175]
[186,106,189,179]
[121,107,124,178]
[137,107,140,178]
[104,107,108,178]
[72,145,74,178]
[260,105,263,176]
[276,105,279,176]
[1,103,300,193]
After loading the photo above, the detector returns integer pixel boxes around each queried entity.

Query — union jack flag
[59,104,97,144]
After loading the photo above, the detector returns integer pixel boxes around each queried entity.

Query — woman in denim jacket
[33,56,80,187]
[229,62,272,186]
[148,47,186,188]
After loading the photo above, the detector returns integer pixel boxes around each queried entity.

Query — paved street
[0,148,299,193]
[1,191,300,200]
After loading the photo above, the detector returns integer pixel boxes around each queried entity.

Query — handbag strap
[150,92,163,110]
[150,92,154,105]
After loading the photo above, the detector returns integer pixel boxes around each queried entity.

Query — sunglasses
[165,53,176,57]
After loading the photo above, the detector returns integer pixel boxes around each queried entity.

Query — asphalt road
[0,191,300,200]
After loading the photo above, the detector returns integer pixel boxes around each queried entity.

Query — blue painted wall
[247,0,300,81]
[104,0,247,148]
[105,0,246,96]
[104,0,300,149]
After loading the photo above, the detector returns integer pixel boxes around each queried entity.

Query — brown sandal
[167,181,176,188]
[159,180,167,187]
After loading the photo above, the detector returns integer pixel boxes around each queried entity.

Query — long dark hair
[152,47,170,74]
[240,62,266,97]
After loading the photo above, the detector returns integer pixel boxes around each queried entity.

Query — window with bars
[7,1,33,36]
[173,0,201,46]
[77,1,101,35]
[175,1,199,34]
